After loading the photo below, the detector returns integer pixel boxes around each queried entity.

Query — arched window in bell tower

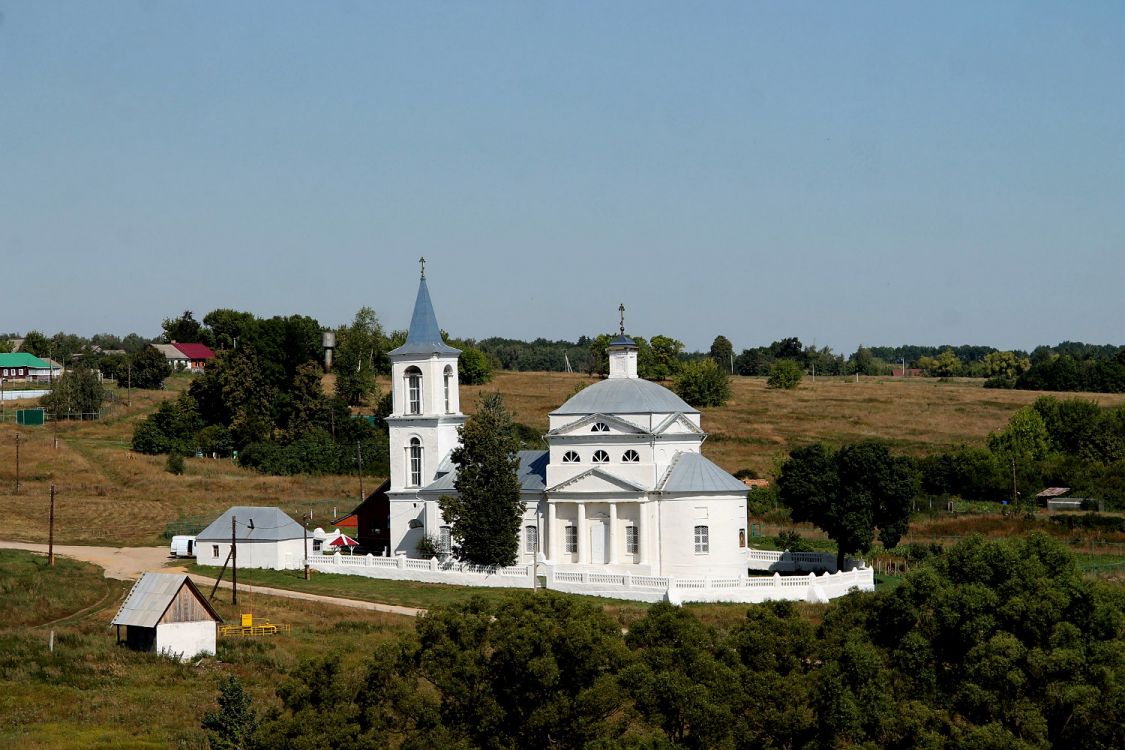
[405,366,422,415]
[409,437,423,487]
[443,365,453,413]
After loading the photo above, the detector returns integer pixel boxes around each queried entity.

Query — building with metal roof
[383,267,749,581]
[195,506,311,570]
[111,573,222,660]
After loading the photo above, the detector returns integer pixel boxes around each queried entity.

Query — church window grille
[626,526,639,555]
[591,422,609,432]
[409,438,423,487]
[694,525,709,554]
[439,526,452,554]
[562,451,580,463]
[623,449,640,463]
[406,367,422,414]
[525,525,538,554]
[592,450,609,463]
[565,526,577,553]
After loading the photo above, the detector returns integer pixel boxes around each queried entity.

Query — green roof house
[0,352,52,382]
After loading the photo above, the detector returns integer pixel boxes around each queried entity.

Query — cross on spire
[419,256,426,279]
[618,303,625,336]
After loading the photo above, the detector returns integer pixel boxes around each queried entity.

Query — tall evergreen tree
[440,392,523,566]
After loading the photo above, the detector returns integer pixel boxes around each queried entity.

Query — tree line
[202,533,1125,750]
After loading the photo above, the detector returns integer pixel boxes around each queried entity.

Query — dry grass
[3,371,1123,548]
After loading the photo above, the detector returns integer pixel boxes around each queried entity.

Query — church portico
[541,496,653,573]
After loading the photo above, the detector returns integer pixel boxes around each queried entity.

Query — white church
[385,267,752,579]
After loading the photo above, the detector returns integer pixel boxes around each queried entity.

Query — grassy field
[0,549,415,749]
[2,370,1123,548]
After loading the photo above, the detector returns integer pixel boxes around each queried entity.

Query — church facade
[386,270,750,579]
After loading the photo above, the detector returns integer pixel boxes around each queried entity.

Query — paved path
[0,541,423,618]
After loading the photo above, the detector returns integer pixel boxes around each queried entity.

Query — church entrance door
[589,521,608,565]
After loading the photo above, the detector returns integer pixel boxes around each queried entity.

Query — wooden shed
[111,573,223,661]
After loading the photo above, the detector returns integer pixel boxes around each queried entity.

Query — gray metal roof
[111,573,221,628]
[421,450,548,494]
[659,452,747,493]
[608,334,636,348]
[388,276,461,357]
[196,506,306,541]
[552,377,699,416]
[152,343,187,360]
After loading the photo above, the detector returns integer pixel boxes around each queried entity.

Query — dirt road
[0,541,423,618]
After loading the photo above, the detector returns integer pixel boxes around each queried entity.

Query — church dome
[552,377,698,416]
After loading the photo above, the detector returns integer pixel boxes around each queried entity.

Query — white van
[170,535,196,558]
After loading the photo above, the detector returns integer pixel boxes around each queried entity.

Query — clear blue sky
[1,2,1122,354]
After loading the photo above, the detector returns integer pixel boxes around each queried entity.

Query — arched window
[409,437,423,487]
[622,449,640,463]
[443,365,453,413]
[525,525,538,554]
[694,525,709,554]
[592,450,609,463]
[405,366,422,414]
[591,422,609,432]
[562,450,580,463]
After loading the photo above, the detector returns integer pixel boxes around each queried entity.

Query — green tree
[162,310,207,345]
[201,675,259,750]
[202,308,255,351]
[130,345,173,389]
[779,442,918,571]
[988,406,1050,511]
[20,330,50,358]
[983,351,1030,380]
[334,306,385,406]
[708,335,733,370]
[647,334,684,380]
[439,393,523,566]
[282,362,328,441]
[41,364,105,419]
[223,348,276,448]
[458,346,493,385]
[672,358,731,407]
[767,359,803,389]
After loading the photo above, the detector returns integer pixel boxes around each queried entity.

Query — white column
[577,502,587,564]
[638,501,649,567]
[608,502,619,565]
[547,502,557,562]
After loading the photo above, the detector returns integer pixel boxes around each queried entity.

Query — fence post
[429,557,438,572]
[623,572,632,590]
[366,553,373,567]
[396,555,405,570]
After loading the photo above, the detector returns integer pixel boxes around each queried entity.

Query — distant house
[1036,487,1071,506]
[339,480,391,555]
[29,358,64,383]
[0,352,51,382]
[111,573,222,661]
[172,342,215,371]
[152,343,190,370]
[196,506,311,570]
[742,478,771,491]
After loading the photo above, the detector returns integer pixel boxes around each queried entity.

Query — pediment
[547,412,650,437]
[653,412,704,435]
[546,467,648,494]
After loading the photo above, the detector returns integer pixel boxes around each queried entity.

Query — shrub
[165,451,185,475]
[672,358,731,407]
[767,359,803,390]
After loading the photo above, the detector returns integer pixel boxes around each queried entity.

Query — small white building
[111,573,222,661]
[195,506,310,570]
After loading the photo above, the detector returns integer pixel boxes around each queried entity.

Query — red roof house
[172,343,215,371]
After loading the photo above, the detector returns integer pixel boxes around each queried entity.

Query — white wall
[656,493,748,578]
[156,620,216,660]
[195,538,309,570]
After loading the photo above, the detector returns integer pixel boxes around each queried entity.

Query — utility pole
[48,484,56,566]
[52,405,58,450]
[302,512,312,580]
[357,441,365,503]
[1,376,5,423]
[14,433,21,494]
[730,352,734,375]
[1011,456,1019,512]
[231,515,238,605]
[127,361,132,408]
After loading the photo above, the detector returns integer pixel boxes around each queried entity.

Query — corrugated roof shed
[111,573,221,628]
[197,506,306,541]
[659,452,748,493]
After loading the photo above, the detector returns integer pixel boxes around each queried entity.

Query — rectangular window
[694,525,709,554]
[313,539,322,552]
[212,545,220,558]
[565,525,577,554]
[625,526,639,555]
[525,525,538,554]
[440,526,452,554]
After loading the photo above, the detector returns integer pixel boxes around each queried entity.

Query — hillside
[2,371,1123,547]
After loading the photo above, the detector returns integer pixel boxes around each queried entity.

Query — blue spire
[389,274,461,357]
